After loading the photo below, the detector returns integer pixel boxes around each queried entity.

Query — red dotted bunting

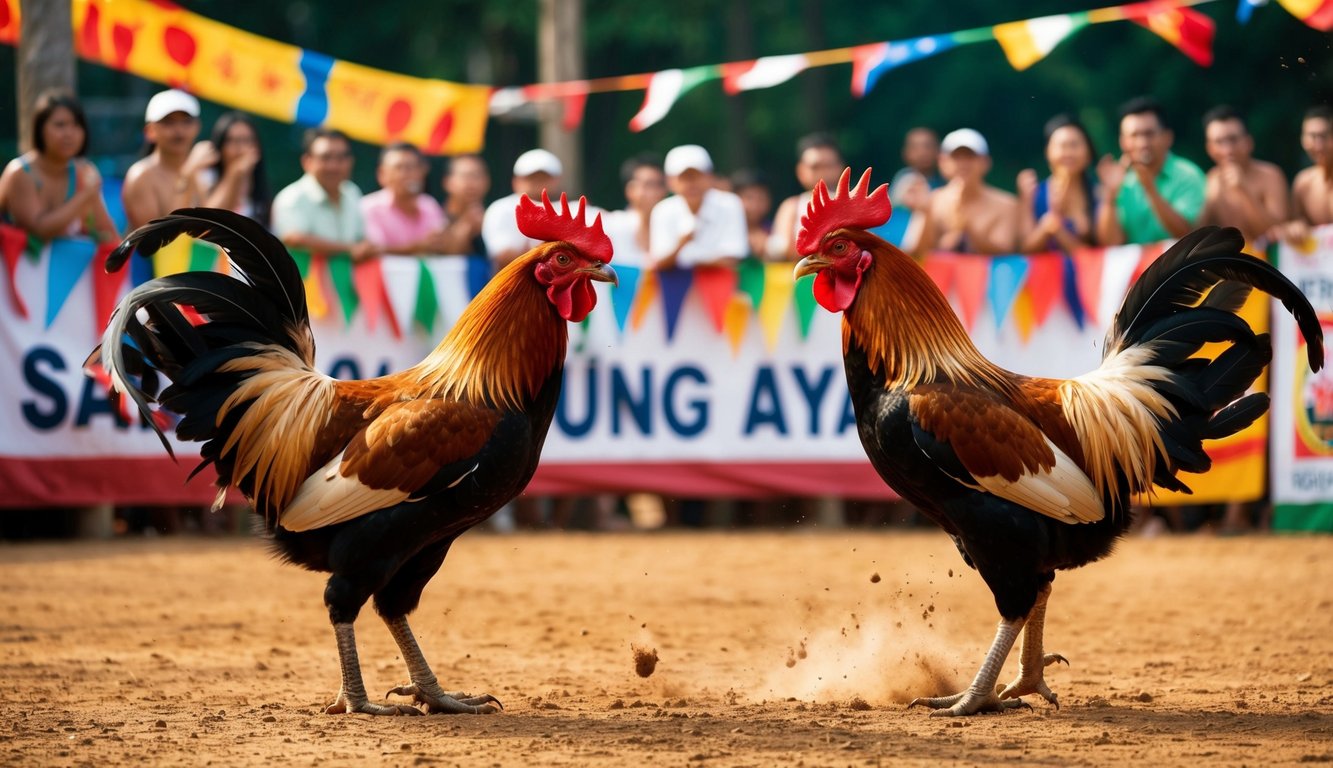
[163,24,197,68]
[426,109,454,153]
[111,23,136,71]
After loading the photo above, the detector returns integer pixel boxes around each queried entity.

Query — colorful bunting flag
[327,255,358,325]
[91,242,126,334]
[922,252,958,297]
[465,255,492,298]
[1277,0,1333,28]
[724,296,752,357]
[1023,252,1066,327]
[1011,291,1038,342]
[152,234,193,278]
[1237,0,1270,23]
[758,263,795,351]
[0,0,18,47]
[352,259,400,337]
[413,260,439,334]
[953,255,991,332]
[656,268,694,341]
[425,259,471,330]
[46,238,96,328]
[609,264,643,333]
[721,54,809,94]
[1072,247,1106,326]
[188,240,220,273]
[1062,253,1086,329]
[693,265,739,333]
[630,66,715,132]
[851,35,956,97]
[993,13,1086,70]
[1097,245,1143,325]
[1125,2,1216,66]
[793,274,819,339]
[629,269,658,332]
[380,256,423,337]
[1,224,28,318]
[737,258,766,311]
[988,255,1030,330]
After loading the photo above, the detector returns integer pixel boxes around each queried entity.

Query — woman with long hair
[0,89,118,241]
[1017,113,1099,253]
[195,111,271,227]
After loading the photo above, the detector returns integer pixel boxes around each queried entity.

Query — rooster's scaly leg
[998,583,1068,707]
[383,616,501,714]
[909,617,1030,717]
[325,623,423,716]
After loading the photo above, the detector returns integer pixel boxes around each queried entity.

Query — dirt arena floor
[2,529,1331,767]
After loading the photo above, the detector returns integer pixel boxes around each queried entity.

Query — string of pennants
[2,223,1184,356]
[2,0,1329,149]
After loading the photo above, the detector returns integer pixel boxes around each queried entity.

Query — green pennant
[290,248,312,280]
[25,234,44,263]
[413,259,438,335]
[327,254,359,325]
[793,273,819,339]
[189,240,219,273]
[738,257,766,310]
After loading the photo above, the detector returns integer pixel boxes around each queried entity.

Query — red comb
[796,168,893,255]
[516,190,613,263]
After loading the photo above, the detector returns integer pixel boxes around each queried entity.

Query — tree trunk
[538,0,583,195]
[17,0,76,152]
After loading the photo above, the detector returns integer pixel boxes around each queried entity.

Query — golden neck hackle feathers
[411,245,568,410]
[843,237,1011,392]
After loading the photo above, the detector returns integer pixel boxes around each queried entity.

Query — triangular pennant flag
[1,224,29,318]
[869,208,914,248]
[609,263,643,333]
[46,238,96,328]
[562,92,588,131]
[188,239,220,273]
[1071,247,1106,326]
[466,255,492,298]
[1012,290,1038,343]
[758,263,795,352]
[737,257,766,310]
[851,35,956,97]
[953,255,990,333]
[91,242,127,334]
[1277,0,1333,29]
[724,296,751,357]
[25,233,43,261]
[1098,245,1143,326]
[302,252,331,321]
[353,259,400,337]
[629,269,658,331]
[152,234,193,278]
[1127,3,1215,66]
[793,273,819,339]
[630,66,715,132]
[1024,252,1065,327]
[327,255,359,326]
[721,54,809,94]
[922,252,958,297]
[381,257,422,337]
[425,259,471,330]
[1237,0,1269,24]
[412,259,438,335]
[1131,241,1167,284]
[988,255,1030,330]
[692,265,739,333]
[993,13,1085,71]
[129,245,155,288]
[656,267,693,341]
[1062,253,1086,329]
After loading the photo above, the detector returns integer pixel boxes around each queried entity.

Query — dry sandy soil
[1,530,1330,767]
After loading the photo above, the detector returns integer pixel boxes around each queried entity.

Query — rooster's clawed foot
[386,681,502,714]
[909,688,1033,717]
[999,652,1068,708]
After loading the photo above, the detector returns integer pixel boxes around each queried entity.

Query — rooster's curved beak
[793,255,829,280]
[583,263,618,287]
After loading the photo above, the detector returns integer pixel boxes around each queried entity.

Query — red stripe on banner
[0,456,227,507]
[528,461,900,500]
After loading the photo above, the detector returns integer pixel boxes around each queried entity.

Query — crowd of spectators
[4,86,1332,535]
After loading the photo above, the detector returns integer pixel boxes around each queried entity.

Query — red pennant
[352,259,401,338]
[1131,241,1166,285]
[1023,252,1064,327]
[561,93,588,131]
[953,255,990,333]
[692,265,739,334]
[1126,2,1215,66]
[922,252,957,297]
[1072,247,1107,327]
[1,223,28,318]
[91,242,127,333]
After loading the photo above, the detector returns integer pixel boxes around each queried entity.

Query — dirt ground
[2,529,1331,767]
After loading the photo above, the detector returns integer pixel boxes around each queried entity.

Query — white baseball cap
[663,144,713,176]
[144,89,201,123]
[512,148,563,177]
[940,128,989,157]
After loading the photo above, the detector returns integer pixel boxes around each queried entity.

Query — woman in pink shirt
[359,142,447,254]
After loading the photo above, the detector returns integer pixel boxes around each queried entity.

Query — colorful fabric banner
[993,13,1087,70]
[1276,0,1333,28]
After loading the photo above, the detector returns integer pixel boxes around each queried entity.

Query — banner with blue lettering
[0,234,1308,507]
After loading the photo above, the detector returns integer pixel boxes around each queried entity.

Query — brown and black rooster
[794,169,1323,716]
[86,195,615,716]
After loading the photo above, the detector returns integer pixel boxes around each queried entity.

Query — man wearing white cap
[649,144,747,269]
[918,128,1019,255]
[122,88,210,230]
[482,148,565,268]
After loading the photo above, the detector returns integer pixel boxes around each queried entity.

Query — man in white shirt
[481,148,563,269]
[649,145,748,270]
[602,153,667,269]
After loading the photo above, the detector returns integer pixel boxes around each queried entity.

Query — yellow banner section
[64,0,489,154]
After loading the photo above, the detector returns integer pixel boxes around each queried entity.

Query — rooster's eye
[555,253,571,266]
[831,240,848,255]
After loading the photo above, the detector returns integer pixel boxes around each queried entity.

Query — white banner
[1271,226,1333,503]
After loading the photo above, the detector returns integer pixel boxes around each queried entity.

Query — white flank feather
[279,451,409,532]
[967,439,1105,524]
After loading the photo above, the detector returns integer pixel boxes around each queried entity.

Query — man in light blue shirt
[272,128,379,262]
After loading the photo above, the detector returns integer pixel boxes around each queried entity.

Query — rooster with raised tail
[86,194,615,716]
[794,168,1323,717]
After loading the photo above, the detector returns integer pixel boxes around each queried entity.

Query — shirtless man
[1275,105,1333,244]
[918,128,1018,255]
[1199,105,1288,245]
[122,89,211,230]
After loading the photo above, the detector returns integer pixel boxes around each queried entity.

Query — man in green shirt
[1096,96,1205,245]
